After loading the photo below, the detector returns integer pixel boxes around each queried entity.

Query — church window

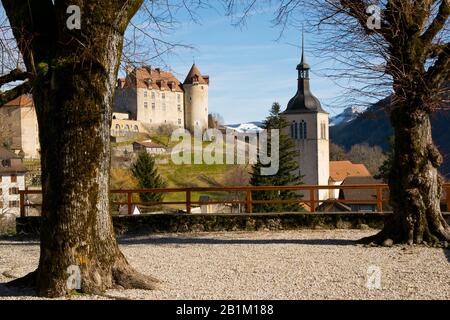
[294,122,299,140]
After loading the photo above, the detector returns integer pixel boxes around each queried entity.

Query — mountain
[330,97,450,179]
[224,121,264,133]
[330,106,363,126]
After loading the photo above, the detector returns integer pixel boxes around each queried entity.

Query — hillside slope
[330,98,450,179]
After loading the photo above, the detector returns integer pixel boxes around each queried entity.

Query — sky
[136,5,348,124]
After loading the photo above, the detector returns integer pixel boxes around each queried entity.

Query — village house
[0,147,27,216]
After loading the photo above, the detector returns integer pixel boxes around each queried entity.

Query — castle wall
[135,88,184,129]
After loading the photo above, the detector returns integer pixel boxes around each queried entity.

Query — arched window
[290,121,295,138]
[115,124,120,130]
[125,125,130,131]
[134,125,139,132]
[299,120,307,139]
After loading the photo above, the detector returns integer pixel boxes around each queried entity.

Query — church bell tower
[281,34,330,204]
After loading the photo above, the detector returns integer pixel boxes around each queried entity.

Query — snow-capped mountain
[224,121,264,133]
[330,106,363,126]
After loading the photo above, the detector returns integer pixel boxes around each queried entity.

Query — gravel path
[0,230,449,300]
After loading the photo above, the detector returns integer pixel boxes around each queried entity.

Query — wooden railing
[19,183,450,217]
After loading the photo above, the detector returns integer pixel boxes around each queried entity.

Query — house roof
[121,66,184,92]
[183,64,209,85]
[2,94,33,108]
[134,141,165,149]
[339,176,386,202]
[0,147,21,160]
[329,160,371,181]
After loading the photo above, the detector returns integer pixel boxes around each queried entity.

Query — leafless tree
[224,0,450,245]
[0,0,207,297]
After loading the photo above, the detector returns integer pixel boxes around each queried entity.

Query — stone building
[114,64,209,133]
[0,147,27,215]
[0,95,40,159]
[282,39,330,201]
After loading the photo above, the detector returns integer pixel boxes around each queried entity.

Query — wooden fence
[18,183,450,217]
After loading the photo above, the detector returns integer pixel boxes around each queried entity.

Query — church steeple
[284,34,325,114]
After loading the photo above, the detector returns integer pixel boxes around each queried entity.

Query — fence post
[310,189,316,212]
[376,188,383,213]
[446,185,450,213]
[127,191,132,215]
[246,190,253,214]
[20,191,25,218]
[186,190,191,214]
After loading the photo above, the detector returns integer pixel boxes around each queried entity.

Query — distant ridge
[330,97,450,179]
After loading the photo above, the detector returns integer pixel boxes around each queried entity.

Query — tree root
[112,262,160,290]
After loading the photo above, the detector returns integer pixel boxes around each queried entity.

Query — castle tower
[183,64,209,133]
[282,36,330,204]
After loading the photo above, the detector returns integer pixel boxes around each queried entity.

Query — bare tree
[0,0,205,297]
[224,0,450,245]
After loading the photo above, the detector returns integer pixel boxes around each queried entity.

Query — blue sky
[143,6,347,124]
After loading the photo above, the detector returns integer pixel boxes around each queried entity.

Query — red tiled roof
[121,66,183,92]
[2,94,33,108]
[329,160,371,181]
[183,64,209,85]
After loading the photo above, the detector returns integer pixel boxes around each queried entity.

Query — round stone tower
[183,64,209,133]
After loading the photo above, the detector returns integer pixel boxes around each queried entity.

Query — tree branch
[421,0,450,45]
[0,68,31,87]
[0,81,31,107]
[425,41,450,88]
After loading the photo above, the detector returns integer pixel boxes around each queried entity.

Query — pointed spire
[301,30,305,64]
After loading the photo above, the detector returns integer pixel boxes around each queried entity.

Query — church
[113,64,209,133]
[282,38,330,201]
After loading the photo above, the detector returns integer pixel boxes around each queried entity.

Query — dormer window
[1,159,11,168]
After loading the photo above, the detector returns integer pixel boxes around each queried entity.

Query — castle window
[115,124,120,130]
[177,94,181,102]
[125,125,130,131]
[9,187,19,194]
[144,90,148,98]
[178,105,182,112]
[152,103,155,110]
[151,92,156,99]
[134,125,139,132]
[144,102,148,108]
[162,93,166,99]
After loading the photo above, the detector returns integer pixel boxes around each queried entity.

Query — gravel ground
[0,229,449,300]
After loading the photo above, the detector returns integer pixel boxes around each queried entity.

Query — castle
[113,64,209,133]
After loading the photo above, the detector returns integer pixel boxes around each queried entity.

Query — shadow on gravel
[118,237,356,246]
[0,283,36,298]
[444,248,450,263]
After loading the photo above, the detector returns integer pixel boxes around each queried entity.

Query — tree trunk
[7,1,158,297]
[362,102,450,245]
